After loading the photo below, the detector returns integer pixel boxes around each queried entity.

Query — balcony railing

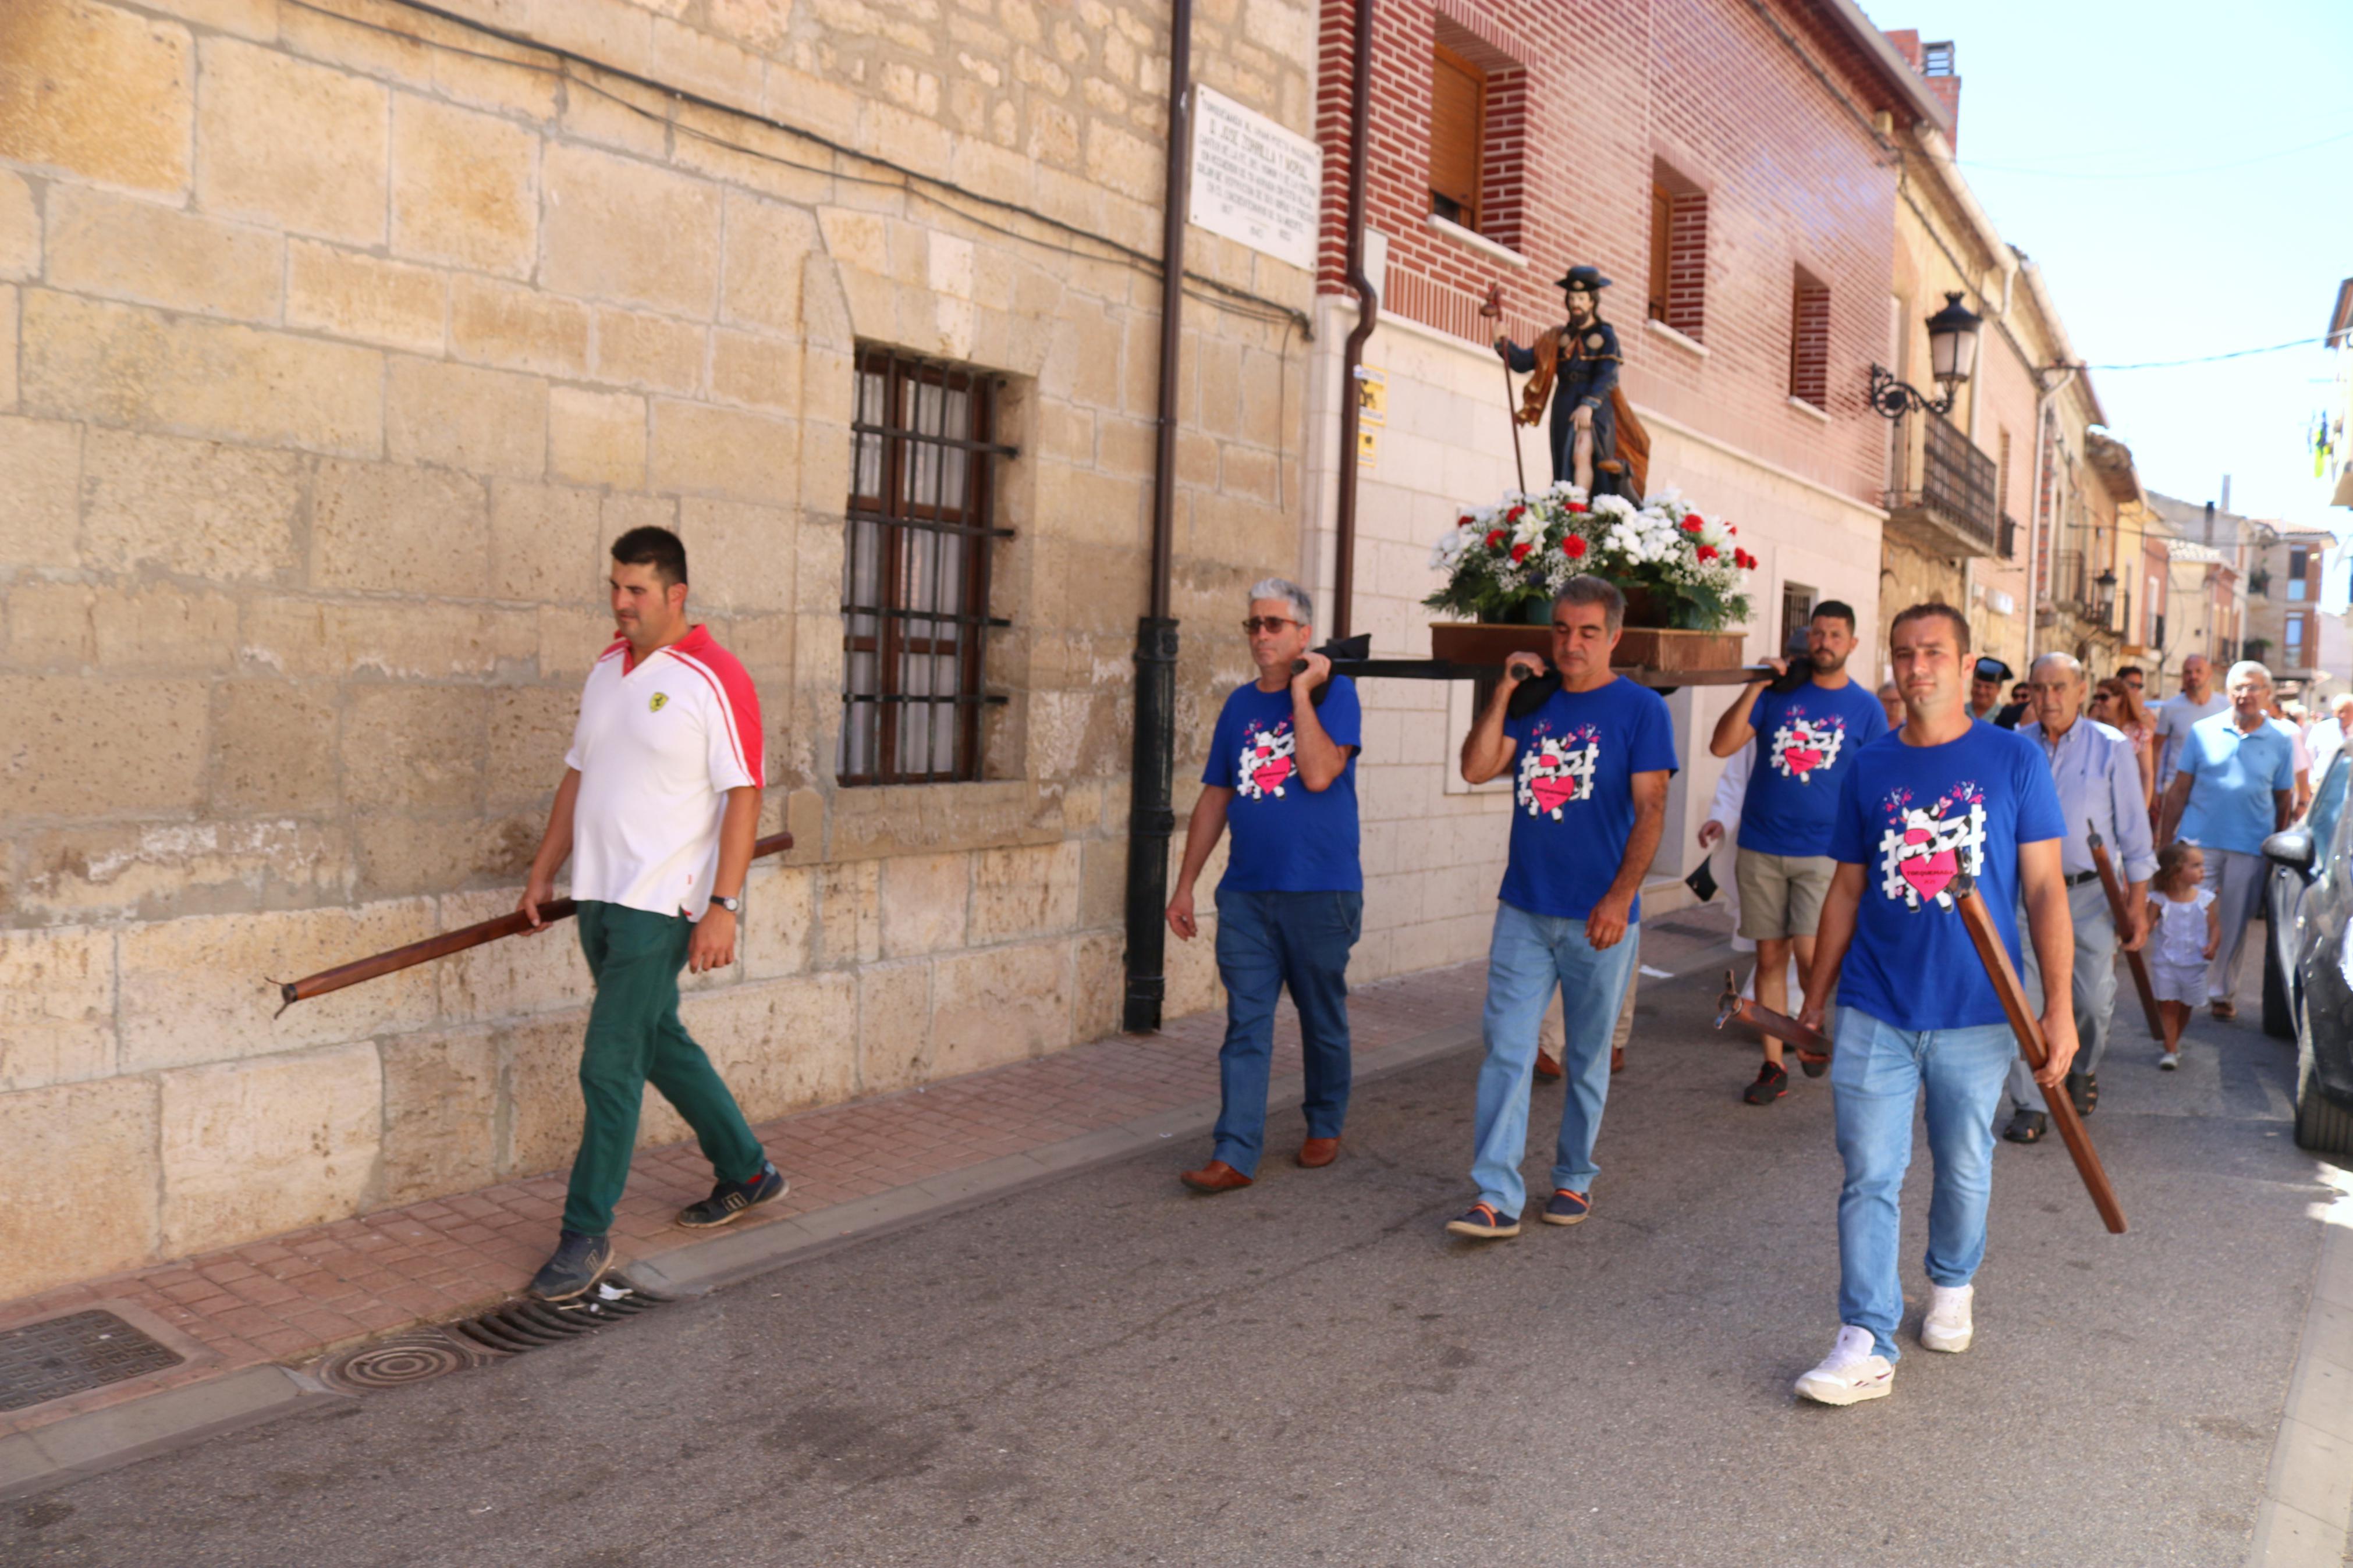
[1883,411,2000,559]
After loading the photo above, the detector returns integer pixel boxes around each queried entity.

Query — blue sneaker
[528,1231,613,1302]
[676,1161,787,1229]
[1541,1188,1592,1226]
[1444,1201,1520,1239]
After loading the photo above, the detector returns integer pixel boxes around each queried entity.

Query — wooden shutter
[1429,47,1484,229]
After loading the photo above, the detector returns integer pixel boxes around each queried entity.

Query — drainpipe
[1330,0,1378,639]
[1120,0,1194,1033]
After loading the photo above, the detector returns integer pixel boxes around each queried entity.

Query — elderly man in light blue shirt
[2001,652,2155,1142]
[2160,661,2297,1019]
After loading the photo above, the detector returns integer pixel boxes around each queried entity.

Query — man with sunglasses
[1166,578,1364,1192]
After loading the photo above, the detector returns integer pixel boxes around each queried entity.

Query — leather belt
[2064,868,2103,887]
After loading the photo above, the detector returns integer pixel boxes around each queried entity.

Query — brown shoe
[1180,1160,1252,1193]
[1610,1044,1625,1074]
[2210,999,2237,1021]
[1296,1136,1340,1168]
[1534,1051,1564,1081]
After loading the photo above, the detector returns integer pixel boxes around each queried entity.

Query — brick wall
[1316,0,1914,510]
[0,0,1310,1296]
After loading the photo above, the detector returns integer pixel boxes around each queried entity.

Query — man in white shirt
[516,526,782,1300]
[2152,654,2226,790]
[2311,694,2353,781]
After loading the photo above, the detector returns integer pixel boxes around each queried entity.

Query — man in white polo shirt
[517,525,782,1301]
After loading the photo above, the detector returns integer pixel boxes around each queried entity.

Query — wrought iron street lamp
[1868,291,1985,420]
[2095,566,2118,623]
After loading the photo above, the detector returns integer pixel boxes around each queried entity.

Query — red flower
[1681,518,1703,534]
[1726,523,1738,535]
[1567,502,1590,514]
[1506,505,1525,522]
[1696,545,1718,563]
[1459,513,1475,528]
[1486,529,1507,549]
[1510,543,1531,563]
[1686,513,1706,528]
[1563,535,1588,559]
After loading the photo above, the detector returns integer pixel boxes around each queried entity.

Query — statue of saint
[1492,265,1646,498]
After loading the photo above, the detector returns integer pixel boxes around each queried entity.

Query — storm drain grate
[315,1277,670,1393]
[0,1310,185,1413]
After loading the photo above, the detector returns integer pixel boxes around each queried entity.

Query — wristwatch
[709,893,742,914]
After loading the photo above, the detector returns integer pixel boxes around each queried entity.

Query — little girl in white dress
[2146,841,2220,1069]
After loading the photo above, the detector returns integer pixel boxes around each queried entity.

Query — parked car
[2262,749,2353,1154]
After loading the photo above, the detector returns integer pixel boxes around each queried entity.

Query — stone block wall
[0,0,1310,1297]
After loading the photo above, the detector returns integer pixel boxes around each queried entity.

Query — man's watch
[709,893,741,914]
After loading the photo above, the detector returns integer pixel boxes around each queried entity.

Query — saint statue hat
[1554,265,1613,292]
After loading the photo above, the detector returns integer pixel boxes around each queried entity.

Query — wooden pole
[272,833,795,1014]
[1713,970,1832,1073]
[1950,873,2128,1234]
[2087,820,2164,1040]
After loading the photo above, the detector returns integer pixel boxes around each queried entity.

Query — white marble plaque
[1187,86,1321,272]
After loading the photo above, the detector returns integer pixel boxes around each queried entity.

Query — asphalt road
[5,962,2331,1568]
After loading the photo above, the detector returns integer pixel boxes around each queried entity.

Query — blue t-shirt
[1202,676,1363,893]
[1828,719,2066,1032]
[1737,680,1891,858]
[2177,711,2298,855]
[1498,677,1679,922]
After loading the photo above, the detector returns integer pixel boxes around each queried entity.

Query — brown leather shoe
[1180,1160,1252,1193]
[1610,1044,1625,1074]
[1296,1136,1340,1168]
[1534,1051,1564,1081]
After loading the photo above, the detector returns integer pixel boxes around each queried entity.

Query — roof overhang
[1798,0,1957,141]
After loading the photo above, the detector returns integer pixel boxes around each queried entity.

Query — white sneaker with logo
[1794,1324,1894,1406]
[1921,1283,1974,1352]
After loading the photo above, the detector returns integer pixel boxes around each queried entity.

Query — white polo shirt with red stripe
[564,624,764,920]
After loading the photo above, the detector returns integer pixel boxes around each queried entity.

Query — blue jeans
[1211,888,1362,1176]
[1468,901,1639,1215]
[1830,1006,2015,1361]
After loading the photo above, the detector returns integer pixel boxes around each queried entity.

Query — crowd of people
[1166,575,2333,1409]
[503,532,2330,1406]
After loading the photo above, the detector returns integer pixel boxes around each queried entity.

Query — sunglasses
[1240,617,1301,635]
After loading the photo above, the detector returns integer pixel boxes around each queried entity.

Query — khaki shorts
[1735,849,1834,941]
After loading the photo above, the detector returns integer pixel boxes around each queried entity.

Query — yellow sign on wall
[1357,427,1379,467]
[1355,365,1386,426]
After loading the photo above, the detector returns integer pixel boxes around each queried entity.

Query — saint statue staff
[1950,872,2128,1233]
[270,832,796,1015]
[1479,283,1527,493]
[2087,819,2164,1040]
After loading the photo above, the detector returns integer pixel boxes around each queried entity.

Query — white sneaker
[1921,1283,1974,1352]
[1794,1325,1894,1406]
[2159,1051,2180,1071]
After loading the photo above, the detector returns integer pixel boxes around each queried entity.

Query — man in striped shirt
[517,526,783,1301]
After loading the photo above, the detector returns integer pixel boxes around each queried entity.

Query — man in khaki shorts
[1708,601,1889,1104]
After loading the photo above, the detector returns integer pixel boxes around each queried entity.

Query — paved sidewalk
[0,902,1740,1456]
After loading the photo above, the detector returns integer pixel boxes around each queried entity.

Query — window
[1780,582,1816,652]
[1788,271,1830,409]
[2287,613,2306,663]
[1429,44,1485,230]
[839,348,1012,785]
[1645,165,1707,340]
[1921,40,1955,76]
[2290,545,2311,600]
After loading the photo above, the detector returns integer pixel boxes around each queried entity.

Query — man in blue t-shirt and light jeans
[1708,599,1887,1107]
[2157,660,2295,1021]
[1793,602,2078,1406]
[1446,576,1678,1239]
[1166,577,1363,1192]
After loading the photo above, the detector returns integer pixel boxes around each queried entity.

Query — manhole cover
[0,1310,184,1412]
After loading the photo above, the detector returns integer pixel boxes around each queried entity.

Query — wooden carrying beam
[272,833,795,1014]
[1950,872,2128,1234]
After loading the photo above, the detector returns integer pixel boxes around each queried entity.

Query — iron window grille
[838,348,1015,786]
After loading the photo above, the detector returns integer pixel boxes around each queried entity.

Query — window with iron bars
[838,348,1013,785]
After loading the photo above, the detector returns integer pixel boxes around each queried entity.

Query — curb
[0,1018,1483,1503]
[2249,1181,2353,1565]
[0,1366,349,1502]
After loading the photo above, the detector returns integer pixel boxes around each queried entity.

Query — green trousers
[563,901,766,1236]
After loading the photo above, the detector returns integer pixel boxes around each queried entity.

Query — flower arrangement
[1423,481,1755,631]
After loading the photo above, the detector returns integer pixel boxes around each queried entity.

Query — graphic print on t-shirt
[1233,720,1297,801]
[1873,783,1988,911]
[1514,721,1601,820]
[1768,709,1845,784]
